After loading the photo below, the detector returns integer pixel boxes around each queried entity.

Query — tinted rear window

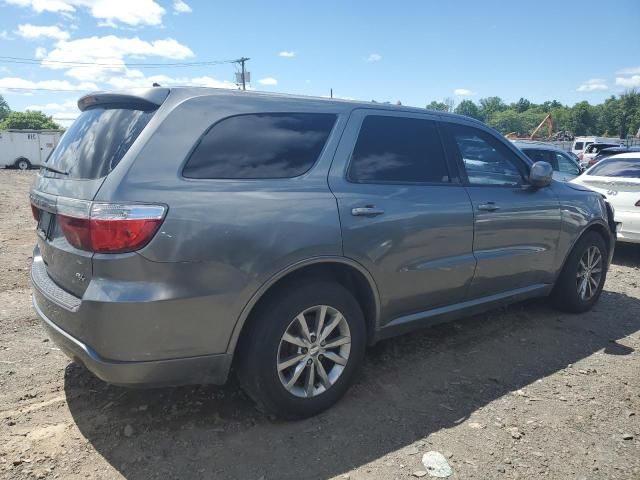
[348,115,450,184]
[588,158,640,178]
[183,113,336,179]
[43,107,154,179]
[574,142,584,150]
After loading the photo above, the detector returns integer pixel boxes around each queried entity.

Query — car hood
[565,180,596,193]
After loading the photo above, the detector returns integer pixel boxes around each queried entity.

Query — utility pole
[235,57,250,91]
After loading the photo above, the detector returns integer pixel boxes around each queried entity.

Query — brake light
[31,204,41,221]
[578,152,584,160]
[57,201,166,253]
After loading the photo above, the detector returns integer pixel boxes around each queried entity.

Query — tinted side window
[183,113,336,179]
[447,124,525,187]
[348,115,450,184]
[555,152,580,174]
[574,142,584,150]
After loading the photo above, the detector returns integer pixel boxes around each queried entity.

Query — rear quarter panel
[92,92,351,354]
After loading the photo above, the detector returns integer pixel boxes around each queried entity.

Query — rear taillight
[31,204,41,221]
[579,152,584,160]
[56,200,166,253]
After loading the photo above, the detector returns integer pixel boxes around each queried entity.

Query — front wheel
[237,281,366,419]
[551,232,608,313]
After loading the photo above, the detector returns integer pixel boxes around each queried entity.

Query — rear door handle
[477,202,500,212]
[351,206,385,217]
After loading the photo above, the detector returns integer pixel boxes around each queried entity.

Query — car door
[441,121,562,299]
[328,110,476,322]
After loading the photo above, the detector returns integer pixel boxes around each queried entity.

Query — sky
[0,0,639,126]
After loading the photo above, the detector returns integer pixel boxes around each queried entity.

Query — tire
[551,231,608,313]
[237,280,366,419]
[15,158,31,170]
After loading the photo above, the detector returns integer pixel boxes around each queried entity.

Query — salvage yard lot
[1,170,639,480]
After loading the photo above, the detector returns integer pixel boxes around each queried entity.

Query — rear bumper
[33,295,232,387]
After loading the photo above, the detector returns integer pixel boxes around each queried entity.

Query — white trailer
[0,129,63,170]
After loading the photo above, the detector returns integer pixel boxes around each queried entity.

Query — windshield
[43,107,155,179]
[587,158,640,178]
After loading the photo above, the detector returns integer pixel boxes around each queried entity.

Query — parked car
[579,142,623,168]
[572,136,601,155]
[0,129,63,170]
[513,140,583,182]
[30,88,616,418]
[572,153,640,244]
[594,146,640,163]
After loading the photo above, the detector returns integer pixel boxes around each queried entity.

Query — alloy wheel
[576,245,603,301]
[276,305,351,398]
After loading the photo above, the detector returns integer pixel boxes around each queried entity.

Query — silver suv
[30,88,615,418]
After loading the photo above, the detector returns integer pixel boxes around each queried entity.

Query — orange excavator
[505,113,553,140]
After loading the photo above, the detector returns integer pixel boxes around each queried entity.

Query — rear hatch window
[42,107,154,179]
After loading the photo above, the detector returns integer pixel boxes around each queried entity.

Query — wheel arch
[555,220,613,284]
[227,257,381,356]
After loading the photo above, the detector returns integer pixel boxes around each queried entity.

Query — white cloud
[173,0,191,13]
[616,75,640,88]
[366,53,382,63]
[279,51,295,57]
[6,0,166,27]
[24,99,79,126]
[616,66,640,75]
[454,88,475,96]
[577,79,608,92]
[0,76,98,94]
[0,30,13,40]
[258,77,278,86]
[41,35,194,82]
[16,24,70,41]
[34,47,47,59]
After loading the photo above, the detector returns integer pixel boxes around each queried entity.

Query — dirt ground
[0,169,639,480]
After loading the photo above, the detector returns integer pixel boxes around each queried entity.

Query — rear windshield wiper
[41,165,69,176]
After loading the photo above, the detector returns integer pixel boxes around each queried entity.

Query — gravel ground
[1,169,639,480]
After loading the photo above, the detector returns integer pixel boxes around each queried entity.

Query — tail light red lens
[51,200,166,253]
[31,204,41,222]
[579,152,584,160]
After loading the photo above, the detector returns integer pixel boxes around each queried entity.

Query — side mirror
[529,161,553,187]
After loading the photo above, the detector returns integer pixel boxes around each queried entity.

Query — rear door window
[43,107,154,179]
[183,113,336,179]
[347,115,450,184]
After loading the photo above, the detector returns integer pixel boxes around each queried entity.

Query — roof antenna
[152,82,161,87]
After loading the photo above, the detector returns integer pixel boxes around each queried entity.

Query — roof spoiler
[77,88,170,112]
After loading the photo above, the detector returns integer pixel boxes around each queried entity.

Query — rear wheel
[15,158,31,170]
[551,231,608,313]
[237,281,366,419]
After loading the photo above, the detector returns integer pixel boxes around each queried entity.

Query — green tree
[426,100,449,112]
[0,94,10,121]
[478,96,506,120]
[0,110,60,130]
[571,101,597,136]
[454,99,482,120]
[514,97,531,113]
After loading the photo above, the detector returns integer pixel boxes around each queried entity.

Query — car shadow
[612,242,640,268]
[64,290,639,480]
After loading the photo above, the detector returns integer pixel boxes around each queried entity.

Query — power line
[0,56,238,69]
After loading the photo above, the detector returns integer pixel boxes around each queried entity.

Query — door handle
[477,202,500,212]
[351,206,385,217]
